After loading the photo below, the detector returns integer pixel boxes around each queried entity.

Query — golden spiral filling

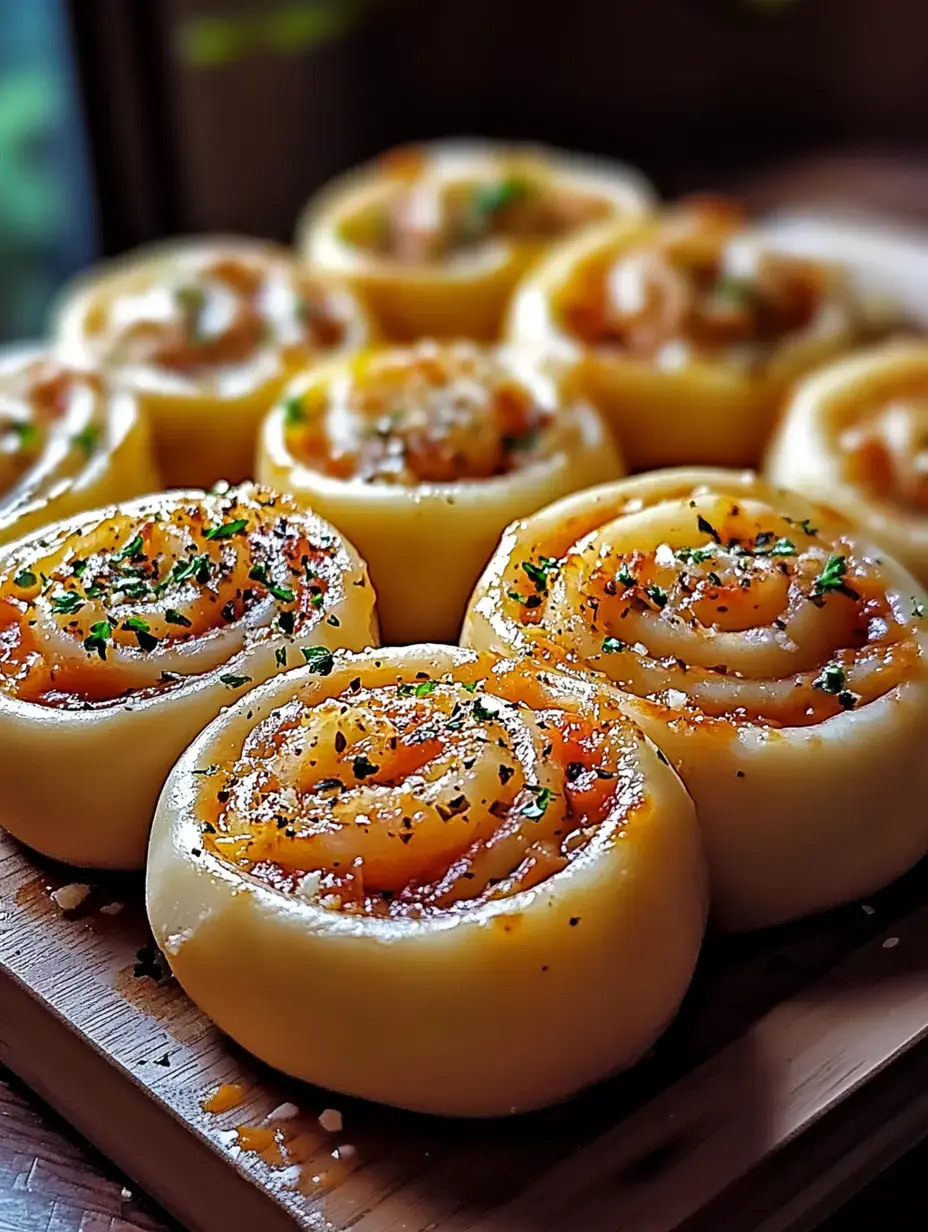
[0,486,351,707]
[199,659,645,917]
[0,357,110,505]
[505,489,921,727]
[356,148,613,263]
[85,251,350,384]
[561,202,830,364]
[284,342,559,484]
[840,390,928,514]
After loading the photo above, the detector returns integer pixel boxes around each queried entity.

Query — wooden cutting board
[2,829,928,1232]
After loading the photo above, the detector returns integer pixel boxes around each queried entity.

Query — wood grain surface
[4,820,928,1232]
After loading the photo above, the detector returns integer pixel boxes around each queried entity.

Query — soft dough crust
[0,348,159,546]
[256,340,624,644]
[765,341,928,587]
[505,202,866,470]
[53,236,373,488]
[146,644,706,1117]
[297,139,654,341]
[0,484,377,868]
[463,467,928,930]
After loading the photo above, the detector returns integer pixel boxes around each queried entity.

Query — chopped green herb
[521,785,556,820]
[248,563,270,586]
[810,554,859,602]
[219,673,252,688]
[414,680,437,697]
[117,535,145,562]
[473,696,503,721]
[676,546,715,565]
[50,590,84,615]
[83,620,112,660]
[602,636,626,653]
[468,177,528,224]
[12,570,36,589]
[520,556,559,593]
[277,609,296,635]
[507,589,542,609]
[754,535,796,557]
[275,646,287,668]
[300,646,334,675]
[165,609,192,627]
[713,274,753,305]
[645,583,668,609]
[172,554,212,585]
[813,663,845,695]
[706,571,722,587]
[913,597,926,619]
[502,428,540,453]
[204,518,248,541]
[837,690,858,710]
[72,425,100,455]
[123,616,159,652]
[617,562,636,587]
[461,681,478,693]
[282,394,306,426]
[268,583,294,603]
[10,421,39,449]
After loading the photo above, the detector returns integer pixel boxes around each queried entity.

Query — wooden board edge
[0,963,299,1232]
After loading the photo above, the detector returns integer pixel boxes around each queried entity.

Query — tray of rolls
[2,139,928,1232]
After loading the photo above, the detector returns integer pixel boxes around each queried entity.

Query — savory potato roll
[147,644,706,1117]
[766,342,928,587]
[257,339,624,644]
[297,139,654,341]
[53,237,373,488]
[463,468,928,931]
[0,348,158,546]
[506,198,870,470]
[0,484,376,868]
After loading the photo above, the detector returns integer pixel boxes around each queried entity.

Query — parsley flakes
[204,518,247,541]
[300,646,334,675]
[521,785,556,820]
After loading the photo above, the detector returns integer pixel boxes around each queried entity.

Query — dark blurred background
[8,0,928,345]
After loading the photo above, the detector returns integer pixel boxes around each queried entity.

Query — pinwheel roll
[0,347,158,546]
[506,199,871,470]
[147,644,706,1117]
[463,468,928,930]
[0,484,376,868]
[54,237,373,488]
[298,140,654,341]
[257,339,624,644]
[766,342,928,587]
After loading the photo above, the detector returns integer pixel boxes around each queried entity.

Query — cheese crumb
[266,1102,300,1123]
[333,1143,357,1162]
[883,936,900,949]
[100,902,124,916]
[318,1108,343,1132]
[51,884,90,912]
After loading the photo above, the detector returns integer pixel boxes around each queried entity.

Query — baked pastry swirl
[0,484,376,867]
[506,199,868,469]
[258,339,623,643]
[0,347,158,546]
[54,238,372,487]
[463,468,928,929]
[147,644,705,1116]
[766,341,928,587]
[298,140,653,341]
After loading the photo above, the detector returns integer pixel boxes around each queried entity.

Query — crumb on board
[51,884,91,912]
[266,1101,300,1123]
[883,936,900,949]
[318,1108,343,1133]
[100,901,124,916]
[862,904,876,915]
[120,1187,133,1202]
